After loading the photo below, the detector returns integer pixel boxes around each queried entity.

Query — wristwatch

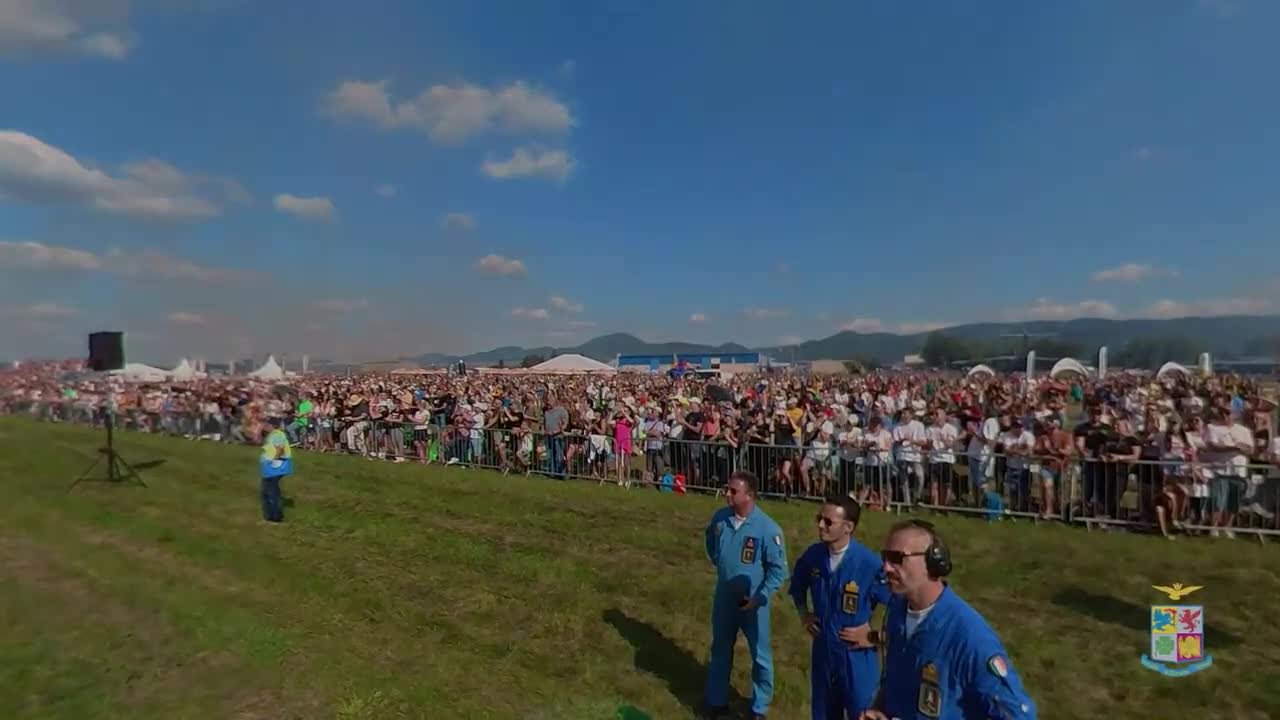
[867,630,881,647]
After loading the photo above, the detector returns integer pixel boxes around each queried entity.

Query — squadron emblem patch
[842,580,860,614]
[918,662,941,718]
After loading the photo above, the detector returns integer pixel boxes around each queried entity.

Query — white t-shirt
[643,420,666,450]
[893,420,927,463]
[838,429,863,462]
[807,438,832,463]
[967,417,1001,459]
[905,603,935,640]
[1204,422,1249,478]
[999,429,1036,470]
[827,543,848,573]
[928,422,959,464]
[864,428,893,465]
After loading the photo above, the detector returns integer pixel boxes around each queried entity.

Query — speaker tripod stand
[69,414,146,490]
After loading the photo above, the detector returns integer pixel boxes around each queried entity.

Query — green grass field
[1,416,1277,720]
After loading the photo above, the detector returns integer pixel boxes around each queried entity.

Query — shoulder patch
[988,655,1008,678]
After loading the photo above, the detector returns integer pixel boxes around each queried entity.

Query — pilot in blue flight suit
[789,496,891,719]
[860,520,1036,720]
[704,470,788,719]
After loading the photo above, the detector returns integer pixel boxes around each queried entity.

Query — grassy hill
[1,417,1277,719]
[400,315,1280,367]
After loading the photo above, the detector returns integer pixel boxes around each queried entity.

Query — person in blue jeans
[543,395,569,479]
[259,418,293,523]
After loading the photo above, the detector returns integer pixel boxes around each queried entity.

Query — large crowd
[3,358,1278,539]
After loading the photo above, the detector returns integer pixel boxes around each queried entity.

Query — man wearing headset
[789,496,890,719]
[859,520,1037,720]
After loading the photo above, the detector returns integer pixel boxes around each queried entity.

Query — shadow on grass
[1051,587,1241,648]
[604,608,742,716]
[133,459,168,471]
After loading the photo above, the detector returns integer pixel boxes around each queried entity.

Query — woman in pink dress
[613,408,634,487]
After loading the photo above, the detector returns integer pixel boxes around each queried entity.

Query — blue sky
[2,0,1278,363]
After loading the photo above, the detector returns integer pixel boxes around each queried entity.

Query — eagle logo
[1152,583,1203,601]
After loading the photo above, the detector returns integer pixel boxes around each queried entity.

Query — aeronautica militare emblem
[1140,583,1213,677]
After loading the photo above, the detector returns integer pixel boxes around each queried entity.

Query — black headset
[908,519,952,579]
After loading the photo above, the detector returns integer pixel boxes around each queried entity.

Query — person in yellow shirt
[259,417,293,523]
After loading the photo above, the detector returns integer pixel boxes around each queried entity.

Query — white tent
[1049,357,1090,379]
[169,358,206,381]
[248,355,285,380]
[1156,361,1190,379]
[528,353,616,374]
[110,363,168,382]
[966,364,995,377]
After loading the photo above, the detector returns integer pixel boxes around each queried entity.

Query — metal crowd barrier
[6,400,1278,541]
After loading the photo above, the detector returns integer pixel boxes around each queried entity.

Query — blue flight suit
[878,585,1036,719]
[704,505,788,716]
[789,540,890,719]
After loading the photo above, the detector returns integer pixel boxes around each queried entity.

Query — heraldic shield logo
[1140,583,1213,677]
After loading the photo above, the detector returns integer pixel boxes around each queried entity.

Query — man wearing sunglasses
[703,471,788,720]
[860,521,1036,720]
[788,497,890,719]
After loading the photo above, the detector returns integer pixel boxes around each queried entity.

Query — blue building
[616,352,766,374]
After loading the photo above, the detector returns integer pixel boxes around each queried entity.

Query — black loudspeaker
[88,332,125,372]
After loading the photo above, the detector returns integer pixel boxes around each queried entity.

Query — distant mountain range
[398,316,1280,367]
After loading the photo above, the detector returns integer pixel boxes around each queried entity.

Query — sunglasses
[815,514,846,527]
[880,549,928,565]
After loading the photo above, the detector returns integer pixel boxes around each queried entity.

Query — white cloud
[511,307,549,320]
[1143,297,1272,319]
[549,295,584,313]
[167,311,208,326]
[839,318,883,333]
[443,212,475,230]
[0,131,233,220]
[0,241,250,283]
[312,298,369,312]
[474,253,526,276]
[1,302,78,318]
[898,322,949,335]
[689,312,707,323]
[325,79,573,144]
[744,307,788,320]
[481,147,574,182]
[0,240,100,270]
[1011,297,1119,321]
[0,1,132,60]
[106,250,251,284]
[1091,263,1178,283]
[375,183,398,197]
[273,193,335,222]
